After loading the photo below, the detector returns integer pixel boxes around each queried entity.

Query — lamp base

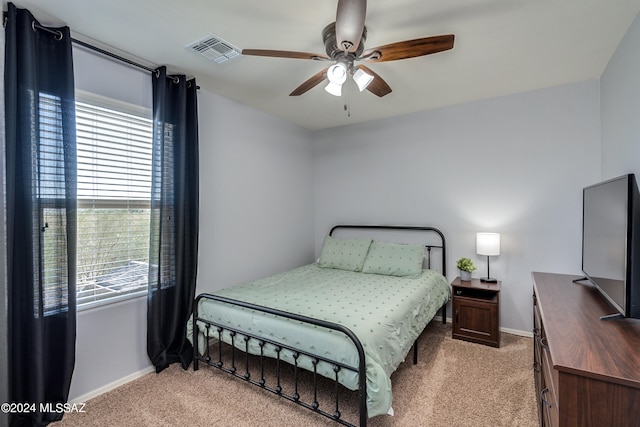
[480,277,498,283]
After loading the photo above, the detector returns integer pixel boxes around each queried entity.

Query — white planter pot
[460,270,472,281]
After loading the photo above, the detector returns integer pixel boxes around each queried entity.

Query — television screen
[581,173,640,319]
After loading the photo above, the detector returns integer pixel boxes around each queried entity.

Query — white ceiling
[9,0,640,131]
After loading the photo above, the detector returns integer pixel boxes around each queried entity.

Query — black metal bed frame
[192,225,447,427]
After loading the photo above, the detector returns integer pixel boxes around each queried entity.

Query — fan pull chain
[344,77,351,117]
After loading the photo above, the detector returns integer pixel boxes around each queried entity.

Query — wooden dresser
[532,272,640,427]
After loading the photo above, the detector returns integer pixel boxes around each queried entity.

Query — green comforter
[188,263,450,418]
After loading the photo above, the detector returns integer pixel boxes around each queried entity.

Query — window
[39,92,72,315]
[75,93,153,310]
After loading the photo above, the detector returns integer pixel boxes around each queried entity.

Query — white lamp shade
[353,67,374,92]
[324,81,342,96]
[327,63,347,85]
[477,232,500,256]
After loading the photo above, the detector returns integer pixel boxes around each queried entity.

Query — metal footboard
[193,294,368,427]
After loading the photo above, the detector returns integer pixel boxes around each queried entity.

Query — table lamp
[477,232,500,283]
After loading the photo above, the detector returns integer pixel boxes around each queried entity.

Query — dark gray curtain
[147,66,199,373]
[4,3,77,426]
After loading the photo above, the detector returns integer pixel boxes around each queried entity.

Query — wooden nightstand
[451,276,501,348]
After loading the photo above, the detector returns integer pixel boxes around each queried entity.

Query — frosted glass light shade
[327,63,347,84]
[353,67,374,91]
[324,81,342,96]
[477,233,500,256]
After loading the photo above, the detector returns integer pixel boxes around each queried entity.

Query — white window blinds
[75,97,153,309]
[39,93,71,315]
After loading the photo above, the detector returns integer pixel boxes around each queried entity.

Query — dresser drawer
[540,386,558,427]
[533,297,544,421]
[540,337,559,426]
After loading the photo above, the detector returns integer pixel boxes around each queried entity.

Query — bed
[189,225,450,427]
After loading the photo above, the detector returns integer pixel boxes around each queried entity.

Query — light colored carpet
[58,322,538,426]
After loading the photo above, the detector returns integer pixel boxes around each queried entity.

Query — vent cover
[186,34,240,64]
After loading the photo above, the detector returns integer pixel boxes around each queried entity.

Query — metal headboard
[328,225,446,277]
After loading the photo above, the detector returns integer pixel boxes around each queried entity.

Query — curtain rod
[4,12,200,87]
[3,11,156,73]
[71,36,156,74]
[38,21,157,74]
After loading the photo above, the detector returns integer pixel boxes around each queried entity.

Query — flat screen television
[581,173,640,320]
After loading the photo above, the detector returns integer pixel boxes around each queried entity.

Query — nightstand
[451,276,501,347]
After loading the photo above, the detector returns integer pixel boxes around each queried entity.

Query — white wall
[601,11,640,179]
[69,48,315,401]
[196,90,315,293]
[72,297,151,401]
[313,80,602,333]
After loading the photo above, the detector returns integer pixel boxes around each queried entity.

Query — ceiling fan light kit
[242,0,455,99]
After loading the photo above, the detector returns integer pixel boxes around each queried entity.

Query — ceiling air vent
[186,34,240,64]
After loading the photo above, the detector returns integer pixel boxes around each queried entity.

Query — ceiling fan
[242,0,455,98]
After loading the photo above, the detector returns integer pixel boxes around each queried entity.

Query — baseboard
[433,315,533,338]
[500,326,533,338]
[70,365,155,404]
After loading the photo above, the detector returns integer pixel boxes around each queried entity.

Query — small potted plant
[457,257,476,281]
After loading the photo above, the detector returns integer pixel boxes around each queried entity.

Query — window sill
[77,290,147,313]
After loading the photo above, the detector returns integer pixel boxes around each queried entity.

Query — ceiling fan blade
[357,65,392,97]
[289,68,329,96]
[242,49,329,61]
[362,34,455,62]
[335,0,367,52]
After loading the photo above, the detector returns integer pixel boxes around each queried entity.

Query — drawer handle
[533,361,540,373]
[540,337,549,351]
[533,327,540,337]
[540,388,552,408]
